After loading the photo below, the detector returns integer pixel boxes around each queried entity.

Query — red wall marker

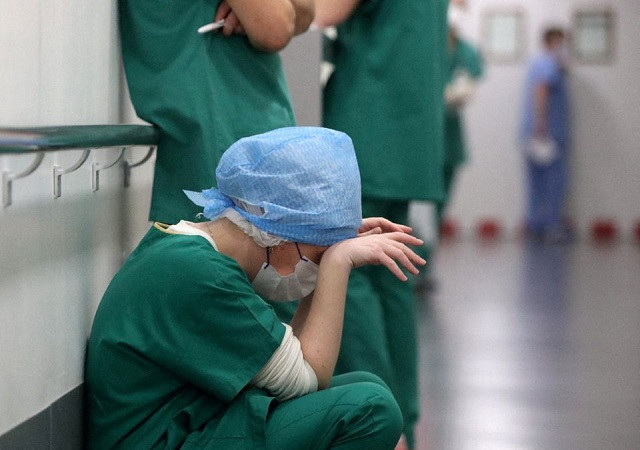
[477,218,501,240]
[591,219,618,242]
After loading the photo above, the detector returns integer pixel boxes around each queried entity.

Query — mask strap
[294,242,308,261]
[265,247,271,267]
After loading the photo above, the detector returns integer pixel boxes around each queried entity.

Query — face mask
[252,244,319,302]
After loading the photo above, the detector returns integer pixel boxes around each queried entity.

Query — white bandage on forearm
[250,324,318,401]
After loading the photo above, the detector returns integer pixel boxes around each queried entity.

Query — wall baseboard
[0,384,84,450]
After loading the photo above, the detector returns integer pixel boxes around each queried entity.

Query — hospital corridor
[1,0,639,449]
[415,240,640,449]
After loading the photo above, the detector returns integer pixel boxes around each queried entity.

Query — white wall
[0,1,320,435]
[447,0,640,238]
[281,31,323,127]
[0,0,154,435]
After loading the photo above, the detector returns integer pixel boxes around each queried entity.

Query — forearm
[294,251,351,389]
[290,293,312,332]
[292,230,425,389]
[314,0,360,27]
[225,0,295,51]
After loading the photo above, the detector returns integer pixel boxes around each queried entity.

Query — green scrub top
[323,0,446,202]
[86,224,285,449]
[119,0,295,224]
[444,38,484,168]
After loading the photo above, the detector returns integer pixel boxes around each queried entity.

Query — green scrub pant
[182,372,400,449]
[264,372,402,449]
[436,163,457,225]
[335,198,419,449]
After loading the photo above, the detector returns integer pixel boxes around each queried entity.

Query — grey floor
[414,240,640,450]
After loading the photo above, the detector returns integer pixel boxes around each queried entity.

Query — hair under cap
[184,127,362,246]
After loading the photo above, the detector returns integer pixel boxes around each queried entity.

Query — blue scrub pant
[526,150,568,233]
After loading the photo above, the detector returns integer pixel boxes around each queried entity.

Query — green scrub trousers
[180,373,403,450]
[262,372,402,450]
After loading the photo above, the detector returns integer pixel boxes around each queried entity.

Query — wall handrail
[0,125,159,206]
[0,124,159,153]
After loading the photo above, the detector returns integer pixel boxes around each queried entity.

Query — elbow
[247,5,296,52]
[307,362,332,390]
[294,2,315,35]
[313,13,339,28]
[314,14,345,28]
[252,32,293,53]
[314,3,357,28]
[316,375,331,390]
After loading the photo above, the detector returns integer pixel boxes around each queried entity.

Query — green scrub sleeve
[155,246,284,399]
[109,229,286,402]
[455,39,485,80]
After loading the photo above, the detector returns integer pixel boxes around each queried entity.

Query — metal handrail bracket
[2,153,45,207]
[92,147,126,192]
[124,146,156,188]
[53,149,91,198]
[0,125,159,206]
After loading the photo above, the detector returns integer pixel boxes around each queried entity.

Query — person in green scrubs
[86,127,427,449]
[438,24,484,222]
[118,0,313,224]
[313,2,449,448]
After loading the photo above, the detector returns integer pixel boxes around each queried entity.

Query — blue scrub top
[521,51,569,145]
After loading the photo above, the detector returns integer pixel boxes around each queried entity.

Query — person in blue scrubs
[520,27,570,241]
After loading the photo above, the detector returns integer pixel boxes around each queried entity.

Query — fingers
[360,217,413,234]
[358,226,382,237]
[358,230,422,245]
[222,12,240,36]
[393,242,426,268]
[378,243,424,281]
[382,231,424,247]
[214,0,231,21]
[330,233,427,282]
[382,241,424,276]
[215,1,244,36]
[366,235,427,281]
[379,254,407,281]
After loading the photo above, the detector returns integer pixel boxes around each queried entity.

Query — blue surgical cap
[184,127,362,246]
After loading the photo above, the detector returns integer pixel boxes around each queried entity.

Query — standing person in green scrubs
[118,0,314,224]
[86,127,426,449]
[438,16,484,222]
[313,2,449,448]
